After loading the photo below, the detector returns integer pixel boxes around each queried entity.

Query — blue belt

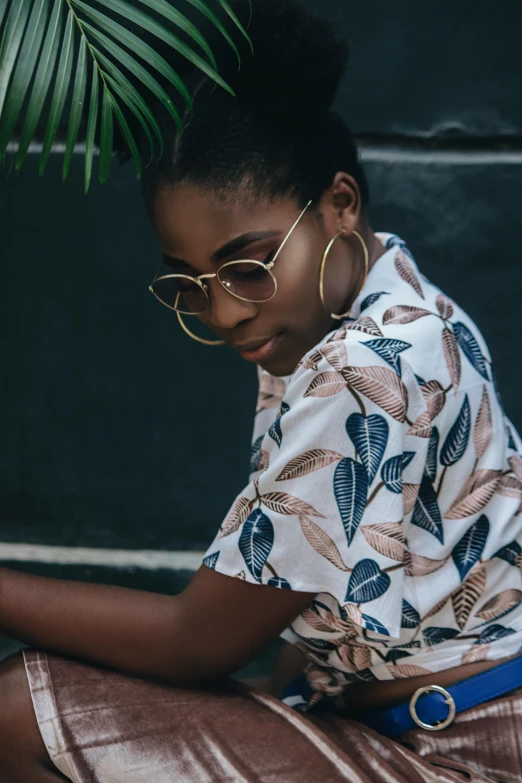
[282,656,522,738]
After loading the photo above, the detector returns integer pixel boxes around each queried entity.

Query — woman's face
[151,179,363,376]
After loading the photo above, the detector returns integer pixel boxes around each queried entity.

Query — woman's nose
[207,277,258,330]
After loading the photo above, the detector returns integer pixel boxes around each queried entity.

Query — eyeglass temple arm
[151,199,312,284]
[151,261,163,285]
[268,199,312,268]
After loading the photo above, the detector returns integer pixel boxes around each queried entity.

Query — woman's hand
[239,642,307,697]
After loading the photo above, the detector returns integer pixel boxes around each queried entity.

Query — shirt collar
[348,232,418,320]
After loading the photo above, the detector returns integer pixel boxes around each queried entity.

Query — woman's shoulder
[292,233,494,402]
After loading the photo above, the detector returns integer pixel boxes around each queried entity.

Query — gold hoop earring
[319,229,369,320]
[176,311,225,346]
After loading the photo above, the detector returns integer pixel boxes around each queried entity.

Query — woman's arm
[0,566,314,684]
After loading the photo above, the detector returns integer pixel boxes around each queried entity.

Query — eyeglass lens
[151,276,209,314]
[217,261,276,302]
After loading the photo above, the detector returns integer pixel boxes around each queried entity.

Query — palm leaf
[84,59,98,193]
[99,83,113,182]
[74,0,192,110]
[180,0,242,65]
[134,0,218,68]
[0,0,10,31]
[94,47,162,158]
[73,1,194,110]
[0,0,48,156]
[62,32,87,180]
[111,94,141,176]
[216,0,253,49]
[0,0,31,118]
[96,0,235,96]
[82,22,183,131]
[15,0,63,168]
[99,56,160,163]
[0,0,31,116]
[1,0,252,190]
[39,8,75,174]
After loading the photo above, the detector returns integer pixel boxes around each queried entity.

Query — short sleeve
[203,339,430,638]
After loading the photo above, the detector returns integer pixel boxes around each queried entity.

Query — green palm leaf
[0,0,49,156]
[174,0,242,66]
[0,0,31,118]
[117,0,219,70]
[99,82,113,182]
[0,0,10,31]
[0,0,253,190]
[95,48,162,162]
[216,0,253,50]
[74,3,194,111]
[84,59,98,193]
[83,22,183,131]
[62,32,87,180]
[95,0,234,96]
[111,93,141,176]
[39,8,75,174]
[15,0,63,168]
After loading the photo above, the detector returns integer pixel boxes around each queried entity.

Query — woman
[2,1,522,780]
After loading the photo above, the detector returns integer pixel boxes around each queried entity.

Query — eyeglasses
[149,200,312,314]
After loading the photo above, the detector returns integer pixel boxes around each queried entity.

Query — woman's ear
[321,172,361,236]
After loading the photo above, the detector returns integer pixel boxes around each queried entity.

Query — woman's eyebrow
[211,230,280,263]
[163,230,281,268]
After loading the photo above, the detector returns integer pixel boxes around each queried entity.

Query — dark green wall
[1,0,521,552]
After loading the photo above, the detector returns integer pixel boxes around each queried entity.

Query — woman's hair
[138,0,369,210]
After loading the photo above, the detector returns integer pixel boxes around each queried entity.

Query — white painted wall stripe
[7,141,522,166]
[0,543,204,571]
[359,145,522,166]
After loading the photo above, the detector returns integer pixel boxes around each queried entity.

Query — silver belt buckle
[409,685,456,731]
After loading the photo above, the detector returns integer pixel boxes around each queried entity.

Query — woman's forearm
[0,567,193,683]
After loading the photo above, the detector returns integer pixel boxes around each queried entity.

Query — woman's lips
[237,333,283,363]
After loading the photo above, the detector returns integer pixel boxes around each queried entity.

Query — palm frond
[0,0,252,190]
[0,0,31,117]
[99,82,113,182]
[62,32,87,180]
[215,0,252,50]
[0,0,48,153]
[84,59,98,191]
[14,0,63,168]
[0,0,10,32]
[96,48,163,160]
[39,7,75,174]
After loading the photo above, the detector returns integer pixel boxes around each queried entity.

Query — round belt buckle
[409,685,456,731]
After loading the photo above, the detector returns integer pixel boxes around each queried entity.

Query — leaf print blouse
[203,232,522,703]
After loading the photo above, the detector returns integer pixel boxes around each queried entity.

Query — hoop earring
[177,311,225,346]
[319,229,369,320]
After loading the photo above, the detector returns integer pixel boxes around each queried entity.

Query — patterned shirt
[203,232,522,702]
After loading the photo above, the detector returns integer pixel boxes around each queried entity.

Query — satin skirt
[23,649,522,783]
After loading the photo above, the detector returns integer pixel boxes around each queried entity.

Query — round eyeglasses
[149,200,312,315]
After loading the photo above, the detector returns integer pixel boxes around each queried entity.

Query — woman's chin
[258,353,299,377]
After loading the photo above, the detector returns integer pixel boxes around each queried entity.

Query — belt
[280,655,522,738]
[358,655,522,738]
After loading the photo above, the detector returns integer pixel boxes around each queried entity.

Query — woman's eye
[234,264,268,279]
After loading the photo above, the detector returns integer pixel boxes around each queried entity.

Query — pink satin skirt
[23,648,522,782]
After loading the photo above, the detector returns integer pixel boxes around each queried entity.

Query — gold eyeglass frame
[148,199,369,346]
[148,199,312,346]
[149,199,312,309]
